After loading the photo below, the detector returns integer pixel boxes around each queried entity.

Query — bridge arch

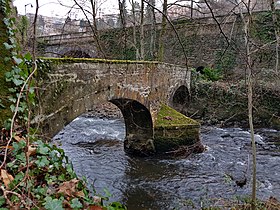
[57,45,96,58]
[110,98,154,155]
[61,50,91,58]
[171,85,190,109]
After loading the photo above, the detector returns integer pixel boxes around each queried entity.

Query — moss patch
[154,105,201,154]
[0,3,13,126]
[155,104,200,128]
[39,57,160,65]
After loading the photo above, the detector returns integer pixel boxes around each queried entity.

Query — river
[53,116,280,209]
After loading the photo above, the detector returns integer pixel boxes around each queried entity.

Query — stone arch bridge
[38,32,98,58]
[35,58,192,155]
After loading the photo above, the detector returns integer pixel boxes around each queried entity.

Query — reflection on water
[53,116,280,209]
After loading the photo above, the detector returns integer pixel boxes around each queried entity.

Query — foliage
[252,11,280,43]
[100,29,137,60]
[0,0,14,125]
[40,57,159,65]
[198,66,223,82]
[215,49,236,74]
[18,15,29,47]
[5,53,35,124]
[0,136,127,209]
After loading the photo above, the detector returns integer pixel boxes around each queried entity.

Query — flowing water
[53,116,280,209]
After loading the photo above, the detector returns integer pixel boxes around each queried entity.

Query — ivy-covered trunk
[0,0,13,126]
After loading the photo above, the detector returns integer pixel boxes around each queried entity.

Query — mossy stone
[155,104,200,128]
[154,104,201,153]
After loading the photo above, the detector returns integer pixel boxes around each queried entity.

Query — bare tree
[118,0,129,58]
[146,0,156,59]
[238,1,257,209]
[269,0,279,72]
[118,0,127,28]
[129,0,140,59]
[139,0,145,60]
[158,0,168,61]
[72,0,106,58]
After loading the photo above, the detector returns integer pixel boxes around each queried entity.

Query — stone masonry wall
[35,58,190,138]
[38,11,278,76]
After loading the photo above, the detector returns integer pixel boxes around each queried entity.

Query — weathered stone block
[154,104,202,155]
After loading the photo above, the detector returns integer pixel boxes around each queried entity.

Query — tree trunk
[158,0,167,61]
[148,0,156,60]
[130,0,140,60]
[269,0,279,72]
[118,0,128,59]
[240,5,257,210]
[140,0,145,60]
[90,0,106,58]
[190,0,194,19]
[73,0,106,58]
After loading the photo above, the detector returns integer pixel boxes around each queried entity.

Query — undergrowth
[0,1,126,209]
[0,134,126,209]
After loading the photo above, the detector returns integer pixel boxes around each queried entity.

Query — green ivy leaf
[5,71,11,78]
[12,141,26,155]
[37,144,50,155]
[24,52,32,60]
[0,196,6,207]
[4,57,11,62]
[8,88,16,93]
[12,56,23,65]
[66,164,76,178]
[70,198,83,209]
[44,197,64,210]
[34,186,47,197]
[13,78,24,86]
[12,66,21,74]
[8,96,16,103]
[16,152,26,162]
[3,18,9,26]
[3,42,13,50]
[10,104,15,112]
[0,99,5,109]
[35,156,50,168]
[14,171,24,183]
[108,202,127,210]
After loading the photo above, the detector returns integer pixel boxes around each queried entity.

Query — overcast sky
[13,0,171,19]
[13,0,120,18]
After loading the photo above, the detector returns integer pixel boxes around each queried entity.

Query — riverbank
[183,75,280,130]
[83,103,122,119]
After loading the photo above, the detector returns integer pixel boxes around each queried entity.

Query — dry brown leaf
[13,136,22,142]
[0,146,13,150]
[93,196,102,203]
[163,116,173,121]
[88,205,103,210]
[1,169,14,188]
[27,145,37,156]
[57,178,79,197]
[74,190,85,198]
